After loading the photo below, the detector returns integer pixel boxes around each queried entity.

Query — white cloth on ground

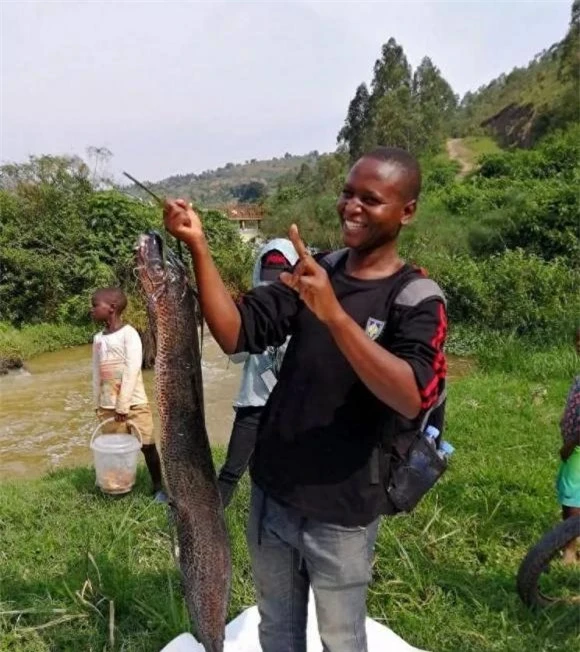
[160,591,429,652]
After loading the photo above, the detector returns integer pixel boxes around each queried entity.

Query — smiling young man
[163,147,447,652]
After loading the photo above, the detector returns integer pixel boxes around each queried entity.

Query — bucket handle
[90,417,144,447]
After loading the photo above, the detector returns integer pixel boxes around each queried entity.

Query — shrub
[424,249,578,343]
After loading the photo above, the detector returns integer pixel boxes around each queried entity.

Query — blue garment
[247,482,379,652]
[232,238,299,408]
[556,375,580,507]
[557,447,580,508]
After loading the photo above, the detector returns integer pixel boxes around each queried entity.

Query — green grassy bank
[0,322,94,371]
[1,363,579,651]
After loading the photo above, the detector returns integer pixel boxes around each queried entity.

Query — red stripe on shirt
[420,303,447,409]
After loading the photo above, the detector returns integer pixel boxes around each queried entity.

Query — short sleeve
[387,298,447,411]
[235,281,301,354]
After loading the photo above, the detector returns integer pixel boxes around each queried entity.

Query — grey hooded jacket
[231,238,299,408]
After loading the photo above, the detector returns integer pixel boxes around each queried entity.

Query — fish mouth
[135,230,164,267]
[134,230,169,300]
[134,230,188,303]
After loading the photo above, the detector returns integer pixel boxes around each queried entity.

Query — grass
[0,322,93,367]
[1,363,579,651]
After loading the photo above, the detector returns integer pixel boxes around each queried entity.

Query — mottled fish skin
[135,232,231,652]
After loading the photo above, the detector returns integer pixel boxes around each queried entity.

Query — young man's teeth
[345,220,365,230]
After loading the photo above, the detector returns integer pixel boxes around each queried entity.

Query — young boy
[163,147,447,652]
[218,238,298,507]
[90,287,165,501]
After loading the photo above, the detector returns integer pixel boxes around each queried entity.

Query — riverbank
[0,340,242,480]
[0,322,93,373]
[2,365,579,651]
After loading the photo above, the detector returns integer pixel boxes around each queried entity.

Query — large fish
[135,231,231,652]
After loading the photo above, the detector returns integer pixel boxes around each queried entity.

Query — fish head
[134,230,189,310]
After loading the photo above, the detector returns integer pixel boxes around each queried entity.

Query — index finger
[288,224,310,260]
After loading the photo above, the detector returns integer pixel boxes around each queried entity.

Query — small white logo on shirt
[365,317,385,341]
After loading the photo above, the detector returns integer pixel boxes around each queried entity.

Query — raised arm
[280,225,445,420]
[164,200,241,354]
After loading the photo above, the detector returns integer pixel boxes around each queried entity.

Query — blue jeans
[247,483,380,652]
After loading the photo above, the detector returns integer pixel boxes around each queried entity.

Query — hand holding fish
[163,199,204,247]
[280,224,345,325]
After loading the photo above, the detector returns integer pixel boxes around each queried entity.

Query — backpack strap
[390,276,446,432]
[384,275,447,437]
[394,277,447,308]
[319,249,448,483]
[322,249,447,309]
[319,248,348,271]
[374,275,447,489]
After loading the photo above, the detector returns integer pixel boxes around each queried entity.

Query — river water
[0,343,470,481]
[0,339,242,480]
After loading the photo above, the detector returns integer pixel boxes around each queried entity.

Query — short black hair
[362,146,422,202]
[92,287,128,314]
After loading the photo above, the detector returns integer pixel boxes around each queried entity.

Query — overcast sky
[0,0,572,181]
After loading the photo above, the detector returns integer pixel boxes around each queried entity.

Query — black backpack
[321,249,448,513]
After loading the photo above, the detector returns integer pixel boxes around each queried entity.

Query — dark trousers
[217,406,263,507]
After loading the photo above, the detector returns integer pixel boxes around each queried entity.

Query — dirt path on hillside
[446,138,474,177]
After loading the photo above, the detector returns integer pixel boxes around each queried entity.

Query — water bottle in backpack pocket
[386,419,455,514]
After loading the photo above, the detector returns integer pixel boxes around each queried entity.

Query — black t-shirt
[235,253,447,526]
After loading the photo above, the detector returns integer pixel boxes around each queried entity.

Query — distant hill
[455,2,578,146]
[125,152,321,206]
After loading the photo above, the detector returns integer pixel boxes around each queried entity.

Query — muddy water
[0,339,242,480]
[0,343,471,481]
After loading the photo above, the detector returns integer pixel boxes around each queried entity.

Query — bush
[467,178,579,263]
[0,157,256,327]
[421,158,460,191]
[0,321,94,362]
[434,126,580,265]
[424,249,578,342]
[201,210,254,296]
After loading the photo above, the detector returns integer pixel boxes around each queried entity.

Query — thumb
[279,271,293,288]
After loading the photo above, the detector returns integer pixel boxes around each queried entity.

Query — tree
[412,57,458,152]
[232,181,267,203]
[338,38,457,157]
[86,146,113,188]
[370,38,412,99]
[559,0,580,83]
[337,83,370,162]
[372,86,414,151]
[0,154,91,192]
[366,38,414,151]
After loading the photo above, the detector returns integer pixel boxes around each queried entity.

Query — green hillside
[455,1,578,145]
[125,152,320,206]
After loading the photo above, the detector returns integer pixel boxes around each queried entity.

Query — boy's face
[336,157,416,251]
[90,295,113,322]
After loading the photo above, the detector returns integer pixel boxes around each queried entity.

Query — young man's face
[336,157,416,252]
[90,295,113,322]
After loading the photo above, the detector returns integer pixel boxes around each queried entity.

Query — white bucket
[90,418,143,495]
